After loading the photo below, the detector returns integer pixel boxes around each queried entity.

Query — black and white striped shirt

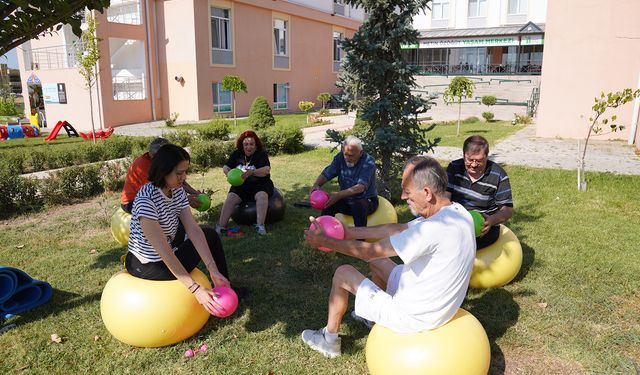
[446,159,513,215]
[128,182,189,263]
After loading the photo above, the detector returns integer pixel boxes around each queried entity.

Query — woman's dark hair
[148,144,190,187]
[236,130,263,151]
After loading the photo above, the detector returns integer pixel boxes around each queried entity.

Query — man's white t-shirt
[356,202,475,333]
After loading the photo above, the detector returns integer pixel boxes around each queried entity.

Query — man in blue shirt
[310,136,378,227]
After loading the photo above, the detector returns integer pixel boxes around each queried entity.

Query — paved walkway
[113,114,640,175]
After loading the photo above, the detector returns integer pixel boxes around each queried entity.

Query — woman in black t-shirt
[216,131,274,235]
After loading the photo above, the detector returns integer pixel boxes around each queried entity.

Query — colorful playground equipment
[0,124,41,140]
[79,127,114,141]
[44,120,79,142]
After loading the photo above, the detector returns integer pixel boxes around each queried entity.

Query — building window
[508,0,528,15]
[333,0,345,16]
[273,18,289,69]
[212,83,232,113]
[468,0,487,17]
[432,0,449,20]
[333,31,343,72]
[273,83,288,110]
[107,0,142,25]
[273,19,288,56]
[110,38,146,100]
[211,7,233,65]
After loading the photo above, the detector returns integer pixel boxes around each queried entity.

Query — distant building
[406,0,547,76]
[536,0,640,146]
[17,0,364,131]
[0,64,21,94]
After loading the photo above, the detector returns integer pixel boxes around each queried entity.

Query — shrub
[317,92,332,109]
[190,139,230,170]
[462,116,480,124]
[482,111,495,122]
[248,96,275,129]
[481,95,497,107]
[197,117,230,141]
[318,108,330,116]
[101,160,129,192]
[513,113,533,125]
[41,164,103,205]
[163,131,193,147]
[259,124,304,155]
[0,171,43,218]
[165,112,179,127]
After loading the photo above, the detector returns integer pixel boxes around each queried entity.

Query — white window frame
[431,0,450,20]
[273,83,289,110]
[211,7,231,52]
[468,0,487,17]
[273,19,288,56]
[333,31,343,63]
[507,0,527,15]
[213,83,232,113]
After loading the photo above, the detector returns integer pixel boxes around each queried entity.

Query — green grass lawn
[1,149,639,374]
[424,120,525,148]
[174,113,329,135]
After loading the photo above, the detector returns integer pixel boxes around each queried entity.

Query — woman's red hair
[236,130,263,151]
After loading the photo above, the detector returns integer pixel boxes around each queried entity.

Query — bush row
[0,160,129,219]
[0,136,151,175]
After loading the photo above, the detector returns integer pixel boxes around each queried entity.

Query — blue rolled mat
[0,267,53,315]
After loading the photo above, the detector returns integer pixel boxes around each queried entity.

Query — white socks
[322,327,339,343]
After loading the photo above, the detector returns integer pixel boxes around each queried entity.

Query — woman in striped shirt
[125,144,230,314]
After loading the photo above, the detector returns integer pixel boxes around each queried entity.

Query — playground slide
[0,266,53,316]
[44,121,64,142]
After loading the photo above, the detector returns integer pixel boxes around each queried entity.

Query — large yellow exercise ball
[365,309,490,375]
[335,196,397,242]
[100,268,211,347]
[111,208,132,246]
[470,225,523,289]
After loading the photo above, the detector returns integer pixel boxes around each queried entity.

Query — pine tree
[328,0,438,199]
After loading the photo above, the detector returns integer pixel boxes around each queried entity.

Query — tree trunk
[457,100,461,136]
[233,93,237,127]
[89,86,96,144]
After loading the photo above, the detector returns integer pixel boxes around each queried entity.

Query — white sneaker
[254,224,267,235]
[301,329,341,358]
[215,224,226,235]
[350,310,374,329]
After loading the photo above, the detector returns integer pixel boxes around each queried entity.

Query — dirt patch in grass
[495,348,584,375]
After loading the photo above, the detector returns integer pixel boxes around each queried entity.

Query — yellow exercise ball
[335,196,397,242]
[366,309,490,375]
[100,268,211,347]
[470,225,523,289]
[111,208,131,246]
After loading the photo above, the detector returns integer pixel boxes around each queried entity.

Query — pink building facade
[17,0,363,131]
[536,0,640,147]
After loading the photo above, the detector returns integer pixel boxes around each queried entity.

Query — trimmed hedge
[258,124,305,155]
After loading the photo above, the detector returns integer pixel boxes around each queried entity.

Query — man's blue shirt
[321,151,377,201]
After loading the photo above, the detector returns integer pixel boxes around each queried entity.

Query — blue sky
[0,49,19,68]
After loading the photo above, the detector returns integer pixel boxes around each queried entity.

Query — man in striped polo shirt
[446,135,514,249]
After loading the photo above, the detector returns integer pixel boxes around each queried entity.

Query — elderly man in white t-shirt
[302,156,476,358]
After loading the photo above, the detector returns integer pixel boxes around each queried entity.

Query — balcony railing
[25,44,81,70]
[107,2,142,25]
[113,75,146,100]
[410,63,542,76]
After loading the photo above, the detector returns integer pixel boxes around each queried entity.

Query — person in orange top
[121,138,202,213]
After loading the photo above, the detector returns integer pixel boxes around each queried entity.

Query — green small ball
[469,210,485,237]
[196,194,211,212]
[227,169,244,187]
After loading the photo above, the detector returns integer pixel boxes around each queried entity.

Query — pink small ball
[210,287,239,318]
[184,349,195,357]
[309,215,345,252]
[310,190,330,209]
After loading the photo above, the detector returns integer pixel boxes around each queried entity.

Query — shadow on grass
[5,288,101,328]
[465,288,529,375]
[509,202,543,283]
